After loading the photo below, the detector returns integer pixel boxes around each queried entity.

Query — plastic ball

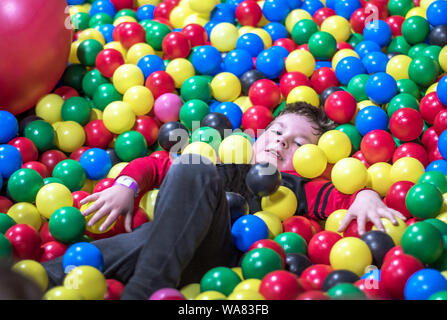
[7,168,44,203]
[384,181,414,218]
[405,268,447,300]
[36,183,74,219]
[54,121,86,154]
[5,224,42,261]
[324,90,357,124]
[248,79,281,111]
[285,49,316,77]
[321,15,352,43]
[331,157,368,194]
[355,105,388,136]
[23,120,55,153]
[210,22,238,52]
[286,86,320,107]
[437,76,447,109]
[241,106,273,137]
[103,101,136,134]
[191,45,221,75]
[261,186,297,221]
[236,33,265,57]
[256,48,285,79]
[405,183,443,219]
[292,144,328,179]
[401,221,443,264]
[52,159,87,192]
[363,19,392,47]
[224,49,254,77]
[49,207,86,245]
[241,247,284,280]
[7,203,42,232]
[427,0,447,26]
[321,269,360,291]
[12,260,48,292]
[218,135,253,164]
[79,148,112,181]
[63,242,104,273]
[366,162,393,197]
[63,265,107,300]
[308,231,342,265]
[211,72,241,102]
[390,157,425,184]
[259,270,302,300]
[231,215,269,252]
[200,267,241,296]
[329,237,372,276]
[360,130,396,164]
[365,72,397,104]
[158,121,189,152]
[318,130,352,164]
[182,141,218,165]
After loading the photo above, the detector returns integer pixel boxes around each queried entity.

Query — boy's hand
[80,185,136,233]
[338,189,407,236]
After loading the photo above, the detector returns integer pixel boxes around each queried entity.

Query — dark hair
[274,101,337,137]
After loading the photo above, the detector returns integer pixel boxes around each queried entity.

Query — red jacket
[117,156,359,220]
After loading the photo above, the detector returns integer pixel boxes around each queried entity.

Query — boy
[43,102,406,299]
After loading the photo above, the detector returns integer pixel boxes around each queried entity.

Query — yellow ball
[228,290,265,300]
[440,46,447,73]
[36,94,64,124]
[112,64,144,94]
[7,203,42,231]
[183,13,209,27]
[123,85,154,116]
[81,202,116,234]
[437,211,447,224]
[12,260,48,292]
[139,189,159,221]
[325,209,347,235]
[69,41,82,64]
[169,5,194,29]
[405,6,426,18]
[69,5,89,15]
[81,179,96,194]
[293,144,328,179]
[107,162,129,179]
[390,157,424,184]
[420,0,436,9]
[210,23,239,52]
[239,26,256,36]
[195,291,227,300]
[233,279,262,293]
[332,49,359,71]
[63,266,107,300]
[331,157,368,194]
[250,29,273,49]
[136,0,161,5]
[104,41,128,58]
[285,9,313,33]
[182,142,218,165]
[318,130,352,164]
[285,50,316,77]
[441,193,447,212]
[55,121,86,153]
[165,58,195,88]
[366,162,393,197]
[44,286,84,300]
[254,211,284,239]
[352,100,378,124]
[372,217,407,245]
[320,15,352,42]
[234,96,253,113]
[286,86,320,107]
[426,82,438,95]
[180,283,201,300]
[36,183,73,219]
[261,186,298,221]
[103,101,136,134]
[232,267,244,280]
[211,72,241,102]
[218,135,253,164]
[126,43,155,65]
[78,28,105,46]
[113,16,137,27]
[386,55,412,80]
[89,108,103,121]
[329,237,373,277]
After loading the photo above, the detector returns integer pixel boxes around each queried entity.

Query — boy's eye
[295,142,302,147]
[274,130,282,135]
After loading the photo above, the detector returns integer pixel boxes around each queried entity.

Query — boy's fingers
[88,206,109,227]
[100,210,119,233]
[338,213,354,233]
[357,214,367,236]
[80,193,100,205]
[81,200,103,216]
[124,211,133,233]
[370,214,385,233]
[378,208,398,226]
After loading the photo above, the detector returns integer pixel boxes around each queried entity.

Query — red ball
[110,0,134,10]
[133,116,160,147]
[296,43,309,51]
[104,279,125,300]
[39,150,68,175]
[0,196,13,213]
[428,146,444,162]
[93,178,115,193]
[145,71,176,99]
[310,67,340,94]
[114,22,146,50]
[296,290,330,300]
[150,150,172,160]
[84,120,115,149]
[39,241,68,263]
[152,18,173,30]
[181,24,208,48]
[382,245,404,264]
[8,137,38,163]
[313,7,336,26]
[22,161,49,179]
[248,79,281,110]
[132,207,149,230]
[389,108,424,141]
[299,264,333,291]
[154,1,175,20]
[365,0,389,19]
[39,222,56,244]
[384,181,415,219]
[162,32,191,60]
[343,220,373,238]
[433,109,447,135]
[392,142,428,167]
[421,127,439,151]
[352,150,371,168]
[241,105,274,138]
[279,72,312,98]
[355,279,392,300]
[360,130,396,164]
[381,254,423,299]
[235,0,262,26]
[350,8,369,33]
[95,49,125,78]
[273,38,296,53]
[5,224,42,260]
[420,92,446,125]
[248,239,287,264]
[308,231,342,265]
[54,86,79,100]
[72,191,90,209]
[324,90,357,124]
[259,270,303,300]
[69,146,90,161]
[406,217,420,226]
[385,15,405,36]
[309,219,322,234]
[282,216,314,243]
[336,42,354,50]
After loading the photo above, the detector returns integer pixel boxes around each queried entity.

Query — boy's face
[252,113,320,172]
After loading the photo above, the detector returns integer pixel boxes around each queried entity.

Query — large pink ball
[153,93,183,123]
[148,288,186,300]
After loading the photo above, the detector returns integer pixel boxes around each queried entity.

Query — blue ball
[214,102,243,129]
[210,3,235,23]
[365,72,397,104]
[427,1,447,26]
[67,0,85,4]
[0,111,18,144]
[287,0,303,9]
[363,20,392,47]
[136,5,155,21]
[204,21,218,37]
[263,0,291,22]
[256,48,285,79]
[335,0,361,19]
[236,33,265,57]
[362,51,389,74]
[90,0,117,17]
[0,144,22,179]
[335,56,366,85]
[355,105,389,136]
[405,269,447,300]
[231,215,269,252]
[95,24,115,43]
[269,45,289,59]
[209,100,220,113]
[79,148,112,180]
[315,61,332,69]
[137,54,165,79]
[438,130,447,159]
[301,0,324,15]
[264,22,289,42]
[326,0,337,9]
[227,0,245,10]
[224,49,254,77]
[192,45,222,75]
[361,269,381,281]
[63,242,105,273]
[426,160,447,175]
[355,40,382,59]
[437,75,447,106]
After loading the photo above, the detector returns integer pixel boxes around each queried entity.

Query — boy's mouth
[265,149,283,161]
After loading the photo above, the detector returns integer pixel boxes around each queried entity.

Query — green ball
[431,248,447,271]
[405,183,443,219]
[408,43,429,59]
[43,177,65,186]
[52,159,87,192]
[0,233,12,260]
[82,69,109,98]
[115,131,148,162]
[114,9,138,21]
[327,283,366,300]
[388,0,414,16]
[386,93,420,117]
[429,291,447,300]
[241,248,284,280]
[190,126,222,151]
[61,97,92,126]
[387,36,411,55]
[93,83,123,111]
[418,171,447,193]
[274,232,307,255]
[7,168,44,203]
[24,120,55,152]
[396,79,420,99]
[408,56,438,87]
[347,74,369,102]
[89,13,113,27]
[347,33,364,49]
[71,12,91,31]
[61,64,87,92]
[336,123,362,151]
[200,267,241,296]
[0,214,16,234]
[401,221,444,265]
[145,22,171,51]
[422,45,442,72]
[424,219,447,237]
[402,16,430,45]
[181,76,212,103]
[180,99,210,131]
[273,101,286,118]
[308,31,337,61]
[291,19,319,45]
[77,39,104,67]
[49,206,86,244]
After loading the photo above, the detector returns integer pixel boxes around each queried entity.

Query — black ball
[201,112,232,138]
[226,192,249,225]
[320,86,344,105]
[285,253,312,277]
[360,230,395,268]
[19,115,43,136]
[158,121,189,153]
[321,270,360,292]
[386,52,401,60]
[430,25,447,47]
[106,148,121,166]
[240,70,266,96]
[245,162,282,197]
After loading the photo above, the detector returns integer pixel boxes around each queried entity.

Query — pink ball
[148,288,186,300]
[153,93,183,123]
